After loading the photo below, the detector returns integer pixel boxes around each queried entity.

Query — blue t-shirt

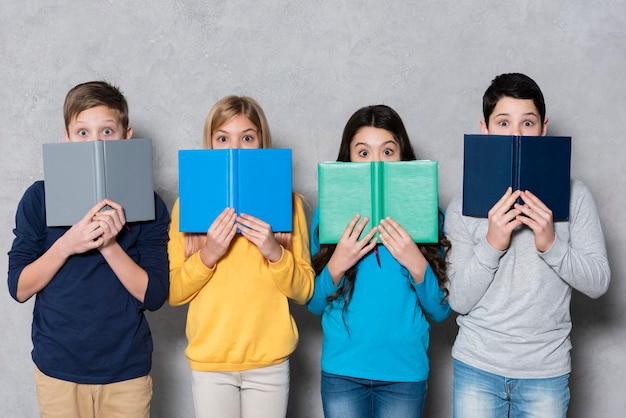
[8,181,170,384]
[307,207,450,382]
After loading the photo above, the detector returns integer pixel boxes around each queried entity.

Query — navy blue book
[462,134,571,220]
[178,148,293,233]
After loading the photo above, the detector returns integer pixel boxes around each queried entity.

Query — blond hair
[202,95,272,149]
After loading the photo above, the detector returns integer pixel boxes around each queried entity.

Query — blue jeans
[321,371,426,418]
[452,359,570,418]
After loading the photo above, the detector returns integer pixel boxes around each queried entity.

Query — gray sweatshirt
[445,179,610,378]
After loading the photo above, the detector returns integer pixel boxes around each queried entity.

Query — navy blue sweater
[8,181,170,384]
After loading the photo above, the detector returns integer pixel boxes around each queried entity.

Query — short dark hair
[63,81,129,131]
[482,73,546,127]
[336,104,417,162]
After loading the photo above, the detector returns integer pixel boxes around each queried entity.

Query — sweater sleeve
[307,207,342,316]
[167,198,216,306]
[413,264,450,322]
[267,194,315,304]
[8,182,46,302]
[539,180,610,298]
[138,193,171,311]
[445,194,506,315]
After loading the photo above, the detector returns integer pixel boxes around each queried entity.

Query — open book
[462,134,571,220]
[318,160,439,244]
[178,148,293,233]
[43,139,155,227]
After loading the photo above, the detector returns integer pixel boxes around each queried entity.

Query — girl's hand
[237,213,282,262]
[327,214,378,285]
[92,199,126,250]
[486,187,523,251]
[515,190,556,252]
[379,217,427,283]
[199,208,238,268]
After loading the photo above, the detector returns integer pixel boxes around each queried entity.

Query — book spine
[372,162,382,224]
[94,141,106,201]
[513,136,523,205]
[230,149,238,211]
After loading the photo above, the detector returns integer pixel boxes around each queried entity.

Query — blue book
[462,134,571,220]
[43,139,155,227]
[178,148,293,233]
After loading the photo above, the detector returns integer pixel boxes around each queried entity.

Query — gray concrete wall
[1,1,624,417]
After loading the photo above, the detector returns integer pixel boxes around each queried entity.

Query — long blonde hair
[185,95,291,258]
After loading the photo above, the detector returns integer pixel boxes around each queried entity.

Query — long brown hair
[184,96,291,258]
[312,105,450,317]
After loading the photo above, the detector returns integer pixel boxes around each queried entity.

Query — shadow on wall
[288,303,324,418]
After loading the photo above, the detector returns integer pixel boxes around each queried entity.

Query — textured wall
[1,1,625,417]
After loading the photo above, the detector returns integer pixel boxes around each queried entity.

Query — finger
[358,224,379,246]
[519,191,552,215]
[102,199,126,224]
[237,214,271,233]
[360,236,379,256]
[210,208,236,233]
[490,188,521,216]
[340,214,363,240]
[351,216,372,240]
[380,217,409,239]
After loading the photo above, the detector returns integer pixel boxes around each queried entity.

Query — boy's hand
[57,200,110,256]
[515,190,556,252]
[486,188,523,251]
[92,199,126,250]
[327,214,378,285]
[379,217,427,283]
[237,213,282,262]
[200,208,237,268]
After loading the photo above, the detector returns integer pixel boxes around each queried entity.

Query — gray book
[43,139,155,226]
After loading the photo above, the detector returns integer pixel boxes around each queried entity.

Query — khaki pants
[34,366,152,418]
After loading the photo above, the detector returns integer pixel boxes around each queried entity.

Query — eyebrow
[493,112,538,118]
[214,128,258,135]
[353,140,398,147]
[72,119,118,125]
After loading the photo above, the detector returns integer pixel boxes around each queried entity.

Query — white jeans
[191,360,290,418]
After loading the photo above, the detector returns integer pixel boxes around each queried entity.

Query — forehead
[215,114,257,132]
[490,97,539,118]
[71,105,122,125]
[350,127,397,146]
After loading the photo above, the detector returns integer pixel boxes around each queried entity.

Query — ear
[125,126,133,139]
[479,119,489,134]
[541,118,549,136]
[63,129,70,142]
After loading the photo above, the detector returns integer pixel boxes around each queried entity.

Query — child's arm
[15,200,111,302]
[93,199,151,302]
[307,209,378,315]
[168,203,237,305]
[445,194,507,315]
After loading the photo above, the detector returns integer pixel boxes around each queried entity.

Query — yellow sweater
[168,194,314,372]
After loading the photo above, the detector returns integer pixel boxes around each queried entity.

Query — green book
[318,160,439,244]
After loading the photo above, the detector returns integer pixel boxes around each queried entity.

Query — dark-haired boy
[445,73,610,417]
[8,81,170,418]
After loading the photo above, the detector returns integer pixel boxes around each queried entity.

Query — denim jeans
[321,371,427,418]
[452,359,570,418]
